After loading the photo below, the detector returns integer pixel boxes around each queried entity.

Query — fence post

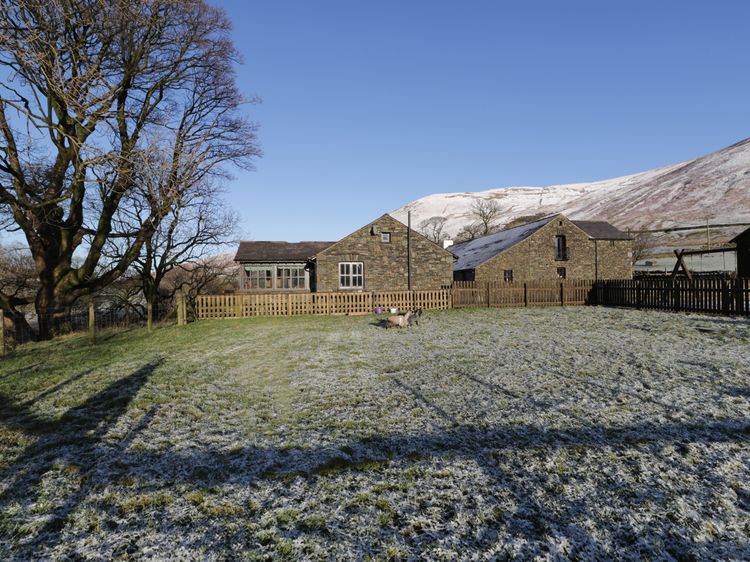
[181,293,188,324]
[736,279,745,315]
[523,283,528,307]
[147,301,153,332]
[0,309,5,357]
[721,280,730,314]
[486,283,490,308]
[636,280,642,309]
[177,292,184,326]
[560,282,564,306]
[88,300,96,344]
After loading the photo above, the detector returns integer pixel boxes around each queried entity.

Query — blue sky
[215,0,750,242]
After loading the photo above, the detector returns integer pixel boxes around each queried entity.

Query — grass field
[1,307,749,560]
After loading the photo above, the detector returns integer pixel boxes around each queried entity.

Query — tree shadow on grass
[0,362,44,383]
[1,359,748,559]
[0,359,163,551]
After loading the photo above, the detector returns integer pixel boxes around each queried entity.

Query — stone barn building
[731,226,750,278]
[234,214,455,292]
[451,214,632,283]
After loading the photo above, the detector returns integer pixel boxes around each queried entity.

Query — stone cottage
[234,214,455,292]
[451,214,632,282]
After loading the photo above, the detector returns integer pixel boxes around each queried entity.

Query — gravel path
[1,306,749,560]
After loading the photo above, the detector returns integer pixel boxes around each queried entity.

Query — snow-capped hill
[392,138,750,238]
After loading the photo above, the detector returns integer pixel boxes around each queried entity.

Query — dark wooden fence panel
[595,277,749,316]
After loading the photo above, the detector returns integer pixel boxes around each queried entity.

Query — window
[554,235,568,260]
[503,270,513,283]
[245,265,273,289]
[244,263,307,290]
[381,232,391,243]
[339,262,364,288]
[277,265,306,289]
[557,267,567,279]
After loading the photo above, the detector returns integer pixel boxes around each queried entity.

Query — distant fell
[392,138,750,241]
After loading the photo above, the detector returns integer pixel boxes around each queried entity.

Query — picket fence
[452,280,595,308]
[196,290,452,319]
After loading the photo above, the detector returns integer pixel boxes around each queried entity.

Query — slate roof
[572,221,632,240]
[451,216,557,271]
[233,241,335,262]
[451,215,631,271]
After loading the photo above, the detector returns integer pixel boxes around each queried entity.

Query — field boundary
[196,290,452,319]
[196,277,750,319]
[196,281,594,319]
[595,277,749,315]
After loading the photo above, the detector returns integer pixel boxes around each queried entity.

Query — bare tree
[115,182,238,309]
[0,0,259,338]
[470,199,502,236]
[418,216,448,244]
[631,231,657,264]
[0,242,36,338]
[164,254,237,319]
[454,222,483,243]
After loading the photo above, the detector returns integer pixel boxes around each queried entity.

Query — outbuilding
[451,214,632,282]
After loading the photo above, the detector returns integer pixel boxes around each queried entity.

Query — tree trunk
[1,308,35,344]
[34,282,75,340]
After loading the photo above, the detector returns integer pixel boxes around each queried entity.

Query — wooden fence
[595,277,750,315]
[452,280,595,308]
[196,290,452,319]
[196,278,750,320]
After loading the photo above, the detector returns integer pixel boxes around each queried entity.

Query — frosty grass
[0,306,749,560]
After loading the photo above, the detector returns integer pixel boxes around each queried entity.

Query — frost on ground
[0,307,749,560]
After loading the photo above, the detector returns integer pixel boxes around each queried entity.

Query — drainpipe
[407,211,412,290]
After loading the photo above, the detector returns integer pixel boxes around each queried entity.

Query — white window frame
[380,232,391,243]
[339,262,364,289]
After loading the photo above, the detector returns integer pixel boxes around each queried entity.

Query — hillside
[392,138,750,241]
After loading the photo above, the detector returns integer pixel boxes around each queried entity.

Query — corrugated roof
[572,221,631,240]
[233,241,335,262]
[451,216,557,271]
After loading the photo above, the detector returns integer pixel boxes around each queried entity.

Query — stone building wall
[471,216,632,283]
[315,214,454,292]
[594,239,633,279]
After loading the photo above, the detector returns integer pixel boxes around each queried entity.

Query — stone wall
[594,239,633,279]
[472,216,632,283]
[315,214,454,292]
